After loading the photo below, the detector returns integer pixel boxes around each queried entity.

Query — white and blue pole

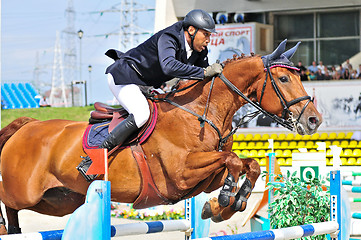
[0,220,191,240]
[185,193,210,239]
[195,221,339,240]
[330,170,341,240]
[267,151,276,229]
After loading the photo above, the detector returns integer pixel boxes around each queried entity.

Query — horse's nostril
[308,116,318,129]
[310,117,317,124]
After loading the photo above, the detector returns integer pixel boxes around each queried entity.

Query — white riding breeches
[107,73,150,128]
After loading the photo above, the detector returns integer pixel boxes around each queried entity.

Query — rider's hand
[204,63,223,78]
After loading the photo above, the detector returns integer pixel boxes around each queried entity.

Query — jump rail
[352,213,361,220]
[0,164,342,240]
[349,197,361,202]
[343,186,361,193]
[0,220,191,240]
[194,221,339,240]
[342,180,361,186]
[342,172,361,177]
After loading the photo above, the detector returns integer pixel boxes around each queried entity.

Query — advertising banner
[233,80,361,130]
[303,80,361,129]
[208,23,254,63]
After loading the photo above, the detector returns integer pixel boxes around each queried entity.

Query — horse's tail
[0,117,37,157]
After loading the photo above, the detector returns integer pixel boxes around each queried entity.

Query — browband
[265,64,300,71]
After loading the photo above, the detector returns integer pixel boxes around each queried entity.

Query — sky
[2,0,155,104]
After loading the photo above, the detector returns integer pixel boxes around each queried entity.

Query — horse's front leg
[202,157,260,222]
[5,207,21,234]
[181,151,243,194]
[180,151,244,218]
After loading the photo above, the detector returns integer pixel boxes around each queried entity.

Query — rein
[151,77,224,146]
[151,63,312,152]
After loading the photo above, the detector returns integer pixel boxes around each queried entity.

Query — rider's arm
[158,33,205,80]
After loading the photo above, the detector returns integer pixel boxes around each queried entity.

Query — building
[155,0,361,130]
[155,0,361,67]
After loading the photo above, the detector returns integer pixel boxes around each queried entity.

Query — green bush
[267,171,330,240]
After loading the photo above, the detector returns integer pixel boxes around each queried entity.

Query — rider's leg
[99,74,150,149]
[77,74,150,181]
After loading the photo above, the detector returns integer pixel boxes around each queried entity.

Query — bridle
[220,63,312,131]
[151,62,312,151]
[259,64,313,129]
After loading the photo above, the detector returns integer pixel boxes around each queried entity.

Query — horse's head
[220,39,322,135]
[257,40,322,135]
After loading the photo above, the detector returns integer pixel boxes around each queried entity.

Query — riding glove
[204,63,223,78]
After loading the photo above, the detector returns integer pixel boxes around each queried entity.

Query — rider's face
[188,26,211,52]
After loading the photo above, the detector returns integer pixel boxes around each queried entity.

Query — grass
[1,106,95,128]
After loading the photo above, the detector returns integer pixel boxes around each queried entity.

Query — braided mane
[222,52,257,67]
[174,53,258,90]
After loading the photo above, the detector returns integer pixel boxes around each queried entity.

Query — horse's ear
[261,39,288,66]
[269,39,287,60]
[281,42,301,60]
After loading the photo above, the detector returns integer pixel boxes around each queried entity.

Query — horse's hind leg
[5,207,21,234]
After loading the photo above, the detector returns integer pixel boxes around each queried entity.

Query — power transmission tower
[119,0,154,50]
[63,0,78,106]
[33,51,51,95]
[49,31,68,107]
[33,52,42,94]
[95,0,154,52]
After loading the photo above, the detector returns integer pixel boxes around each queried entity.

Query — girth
[130,144,173,209]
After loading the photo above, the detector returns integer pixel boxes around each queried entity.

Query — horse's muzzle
[295,115,322,135]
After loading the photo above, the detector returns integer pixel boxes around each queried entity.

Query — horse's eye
[279,76,289,83]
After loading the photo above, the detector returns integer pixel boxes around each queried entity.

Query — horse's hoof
[201,201,213,219]
[211,214,224,223]
[7,225,21,234]
[218,193,230,207]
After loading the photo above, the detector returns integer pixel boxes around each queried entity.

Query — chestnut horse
[0,40,321,234]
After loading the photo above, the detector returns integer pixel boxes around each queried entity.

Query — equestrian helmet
[183,9,216,33]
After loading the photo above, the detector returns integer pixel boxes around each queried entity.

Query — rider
[77,9,223,181]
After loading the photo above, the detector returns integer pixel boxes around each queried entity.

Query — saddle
[88,101,157,146]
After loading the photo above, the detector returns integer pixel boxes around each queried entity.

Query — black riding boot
[77,114,138,182]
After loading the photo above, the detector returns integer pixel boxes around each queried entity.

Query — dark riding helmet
[183,9,216,33]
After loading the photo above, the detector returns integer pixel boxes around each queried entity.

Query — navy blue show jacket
[105,21,209,88]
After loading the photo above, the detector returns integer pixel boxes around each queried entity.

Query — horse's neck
[210,57,262,116]
[173,58,262,132]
